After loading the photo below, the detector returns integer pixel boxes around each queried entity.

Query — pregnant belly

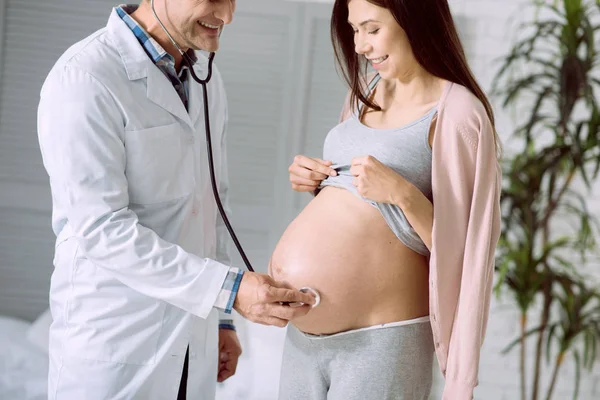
[269,186,430,335]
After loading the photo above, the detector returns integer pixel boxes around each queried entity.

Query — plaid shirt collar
[116,5,198,73]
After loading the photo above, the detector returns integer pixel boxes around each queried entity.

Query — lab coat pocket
[125,123,195,205]
[64,255,166,366]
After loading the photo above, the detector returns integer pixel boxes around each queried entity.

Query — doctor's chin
[1,1,600,400]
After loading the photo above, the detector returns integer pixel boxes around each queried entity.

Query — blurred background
[0,0,599,399]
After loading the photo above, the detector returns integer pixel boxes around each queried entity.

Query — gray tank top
[318,75,435,256]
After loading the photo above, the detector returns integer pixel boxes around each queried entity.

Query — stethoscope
[150,0,321,307]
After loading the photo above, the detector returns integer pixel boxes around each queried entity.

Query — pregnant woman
[269,0,502,399]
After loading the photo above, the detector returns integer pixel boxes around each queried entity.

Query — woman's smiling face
[347,0,416,79]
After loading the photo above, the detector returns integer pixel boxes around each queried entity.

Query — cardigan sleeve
[437,119,502,400]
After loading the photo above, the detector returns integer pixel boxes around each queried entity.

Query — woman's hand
[350,155,412,205]
[289,155,337,193]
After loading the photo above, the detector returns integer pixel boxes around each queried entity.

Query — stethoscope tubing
[151,0,254,272]
[148,2,321,309]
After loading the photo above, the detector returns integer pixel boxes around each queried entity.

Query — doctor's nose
[215,0,235,25]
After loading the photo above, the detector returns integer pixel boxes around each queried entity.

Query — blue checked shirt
[117,5,243,328]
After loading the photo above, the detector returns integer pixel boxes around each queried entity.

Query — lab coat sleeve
[215,103,233,271]
[37,66,229,319]
[215,102,242,321]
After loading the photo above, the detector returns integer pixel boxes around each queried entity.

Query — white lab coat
[37,8,235,400]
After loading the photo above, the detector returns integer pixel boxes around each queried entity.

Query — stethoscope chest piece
[299,287,321,308]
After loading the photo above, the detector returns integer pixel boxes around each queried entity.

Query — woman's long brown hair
[331,0,500,154]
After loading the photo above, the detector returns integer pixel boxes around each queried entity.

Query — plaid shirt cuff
[219,319,236,331]
[214,267,244,314]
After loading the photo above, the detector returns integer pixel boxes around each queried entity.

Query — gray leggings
[278,317,434,400]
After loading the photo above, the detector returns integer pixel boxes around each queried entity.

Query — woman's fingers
[289,164,330,181]
[290,174,322,186]
[289,155,338,192]
[293,155,337,177]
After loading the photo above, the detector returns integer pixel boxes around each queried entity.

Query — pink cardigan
[340,80,502,399]
[430,82,502,399]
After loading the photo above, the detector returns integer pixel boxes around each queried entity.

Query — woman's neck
[380,69,445,109]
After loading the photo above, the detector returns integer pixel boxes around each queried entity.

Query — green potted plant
[491,0,600,399]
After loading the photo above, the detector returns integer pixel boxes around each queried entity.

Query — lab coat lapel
[146,66,194,128]
[107,7,193,129]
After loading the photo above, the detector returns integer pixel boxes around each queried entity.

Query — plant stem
[521,313,528,400]
[540,170,576,228]
[532,280,552,400]
[532,168,559,400]
[545,352,565,400]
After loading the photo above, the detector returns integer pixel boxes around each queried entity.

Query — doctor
[37,1,316,399]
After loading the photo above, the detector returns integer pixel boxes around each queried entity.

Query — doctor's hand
[350,155,413,205]
[217,328,242,383]
[233,272,316,327]
[289,155,337,193]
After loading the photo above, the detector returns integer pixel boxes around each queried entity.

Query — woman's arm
[397,115,437,251]
[350,155,434,250]
[393,186,433,251]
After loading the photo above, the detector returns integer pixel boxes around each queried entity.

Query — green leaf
[590,327,599,370]
[503,325,547,354]
[546,323,559,362]
[494,257,512,298]
[517,86,555,137]
[528,56,561,72]
[573,350,582,400]
[551,255,577,272]
[502,73,557,108]
[543,2,570,23]
[581,13,596,70]
[542,236,573,257]
[583,328,591,368]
